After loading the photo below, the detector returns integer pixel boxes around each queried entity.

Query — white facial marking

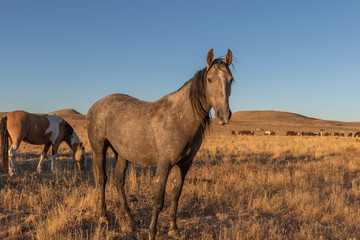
[45,114,62,145]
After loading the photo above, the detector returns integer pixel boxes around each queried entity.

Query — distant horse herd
[231,130,360,137]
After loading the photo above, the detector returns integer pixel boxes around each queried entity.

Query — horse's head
[205,49,233,125]
[74,142,86,171]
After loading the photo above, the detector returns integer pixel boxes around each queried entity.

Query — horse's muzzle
[216,108,232,125]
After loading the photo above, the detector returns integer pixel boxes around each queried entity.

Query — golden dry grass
[1,133,360,239]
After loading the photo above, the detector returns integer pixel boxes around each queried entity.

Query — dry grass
[1,135,360,239]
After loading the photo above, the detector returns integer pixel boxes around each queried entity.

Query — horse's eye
[207,78,212,83]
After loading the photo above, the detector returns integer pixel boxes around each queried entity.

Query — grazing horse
[301,131,317,136]
[334,132,345,137]
[286,131,297,136]
[264,131,275,136]
[86,49,233,239]
[0,111,86,176]
[354,132,360,138]
[238,130,254,135]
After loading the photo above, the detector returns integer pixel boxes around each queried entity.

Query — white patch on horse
[45,114,63,145]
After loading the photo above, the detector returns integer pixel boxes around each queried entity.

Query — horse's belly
[23,136,48,145]
[116,145,158,165]
[109,134,158,165]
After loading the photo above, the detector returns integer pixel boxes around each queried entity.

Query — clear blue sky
[1,1,359,122]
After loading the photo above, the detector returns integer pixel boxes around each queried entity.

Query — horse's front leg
[51,145,59,173]
[168,160,193,238]
[37,144,50,173]
[149,162,171,240]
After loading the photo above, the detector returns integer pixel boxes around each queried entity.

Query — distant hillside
[51,109,83,115]
[210,110,360,135]
[232,111,321,125]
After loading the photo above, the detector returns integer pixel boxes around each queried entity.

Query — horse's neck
[65,132,80,153]
[165,81,211,131]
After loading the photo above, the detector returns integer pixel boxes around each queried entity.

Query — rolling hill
[1,109,359,136]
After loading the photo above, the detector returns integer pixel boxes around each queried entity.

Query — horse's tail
[0,116,9,171]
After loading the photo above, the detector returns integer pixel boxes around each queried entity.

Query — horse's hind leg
[114,154,136,230]
[37,144,50,173]
[8,139,18,177]
[168,160,193,238]
[92,141,108,216]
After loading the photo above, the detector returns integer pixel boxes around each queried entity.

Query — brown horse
[86,49,233,239]
[238,130,254,135]
[0,111,86,176]
[286,131,297,136]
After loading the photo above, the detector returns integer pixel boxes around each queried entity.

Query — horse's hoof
[168,228,181,239]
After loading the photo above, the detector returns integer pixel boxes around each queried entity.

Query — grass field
[1,133,360,239]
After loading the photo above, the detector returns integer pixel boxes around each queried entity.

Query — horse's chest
[168,134,202,164]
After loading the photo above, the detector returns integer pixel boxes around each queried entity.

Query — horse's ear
[225,49,232,66]
[207,48,214,70]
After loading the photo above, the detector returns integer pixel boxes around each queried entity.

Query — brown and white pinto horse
[0,111,86,176]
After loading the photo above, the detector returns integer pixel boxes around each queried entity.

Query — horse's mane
[188,67,210,133]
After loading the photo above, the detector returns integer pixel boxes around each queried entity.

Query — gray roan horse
[86,49,233,239]
[0,111,86,176]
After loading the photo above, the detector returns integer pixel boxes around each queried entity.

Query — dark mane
[189,67,210,133]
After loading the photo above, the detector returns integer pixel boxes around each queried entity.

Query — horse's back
[87,94,160,164]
